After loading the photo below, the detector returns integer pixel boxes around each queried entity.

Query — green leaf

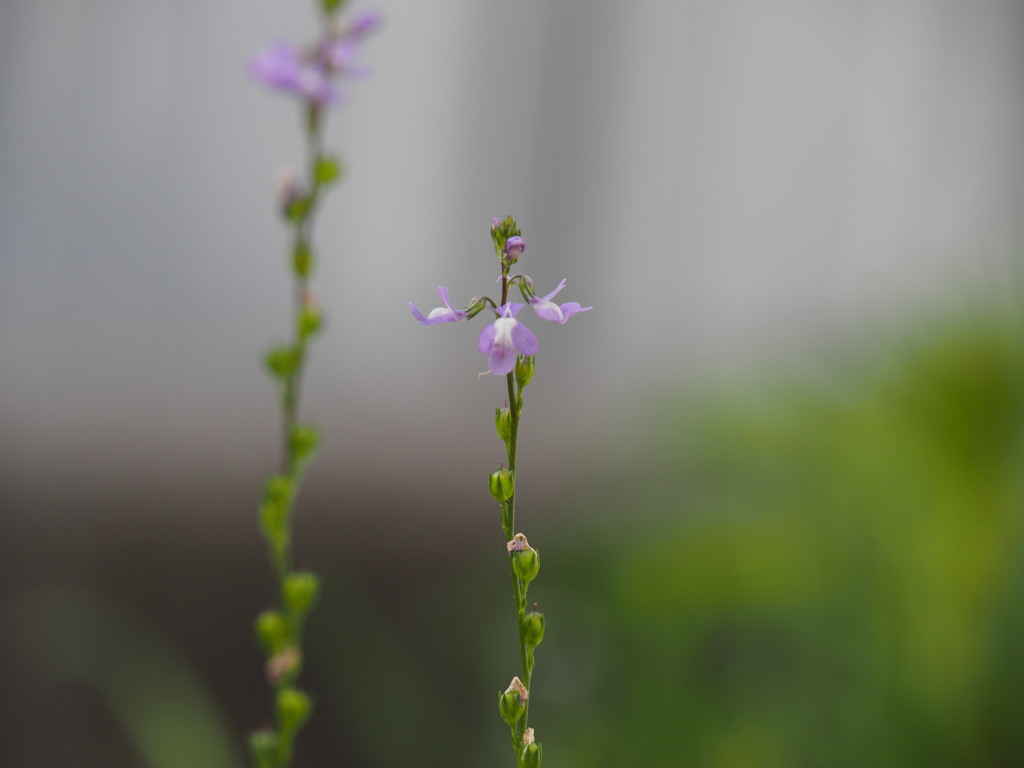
[321,0,343,13]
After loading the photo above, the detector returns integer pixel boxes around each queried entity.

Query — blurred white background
[1,0,1021,529]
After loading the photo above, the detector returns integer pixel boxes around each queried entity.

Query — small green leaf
[321,0,343,13]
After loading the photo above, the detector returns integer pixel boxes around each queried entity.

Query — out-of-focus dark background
[2,1,1023,766]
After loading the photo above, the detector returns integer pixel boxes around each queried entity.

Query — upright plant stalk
[410,217,592,767]
[247,4,378,767]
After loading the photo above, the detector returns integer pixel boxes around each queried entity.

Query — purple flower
[529,279,592,324]
[251,14,379,106]
[250,42,337,105]
[478,304,539,375]
[409,286,469,325]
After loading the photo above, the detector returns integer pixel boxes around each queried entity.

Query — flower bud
[299,306,322,339]
[284,572,320,615]
[315,156,341,186]
[255,610,289,654]
[277,687,312,735]
[505,236,525,262]
[495,407,512,442]
[248,729,278,768]
[265,475,294,506]
[266,646,302,687]
[515,356,535,388]
[523,606,545,649]
[498,676,529,724]
[292,240,313,277]
[489,468,515,502]
[259,498,288,549]
[519,729,542,768]
[290,424,320,462]
[265,345,299,380]
[512,546,540,584]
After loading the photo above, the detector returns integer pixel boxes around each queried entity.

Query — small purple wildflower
[250,42,337,105]
[528,279,593,324]
[409,286,469,325]
[478,304,539,376]
[251,11,380,106]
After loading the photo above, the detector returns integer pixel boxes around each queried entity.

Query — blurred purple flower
[409,286,469,325]
[478,304,539,376]
[251,11,380,106]
[250,42,337,105]
[528,279,592,324]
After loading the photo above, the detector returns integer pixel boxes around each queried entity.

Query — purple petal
[531,300,565,323]
[511,321,539,356]
[436,286,455,311]
[346,11,382,41]
[558,302,592,322]
[409,301,430,324]
[478,322,497,354]
[537,279,567,303]
[251,42,302,90]
[504,302,526,317]
[489,342,517,375]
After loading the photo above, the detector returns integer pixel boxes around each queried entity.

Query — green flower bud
[255,610,289,654]
[277,687,312,735]
[292,240,313,277]
[248,729,278,768]
[498,677,528,725]
[265,475,293,506]
[488,468,515,502]
[299,306,322,339]
[512,546,540,584]
[523,607,545,649]
[515,356,535,388]
[283,572,320,615]
[290,424,320,462]
[495,407,512,442]
[259,499,288,549]
[265,345,298,380]
[519,729,542,768]
[315,156,341,186]
[285,195,311,223]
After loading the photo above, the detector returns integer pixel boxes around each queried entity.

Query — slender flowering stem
[248,5,378,767]
[411,217,590,766]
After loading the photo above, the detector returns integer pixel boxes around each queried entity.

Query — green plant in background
[410,217,591,766]
[248,3,378,766]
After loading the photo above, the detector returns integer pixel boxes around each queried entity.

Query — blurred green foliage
[541,314,1024,767]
